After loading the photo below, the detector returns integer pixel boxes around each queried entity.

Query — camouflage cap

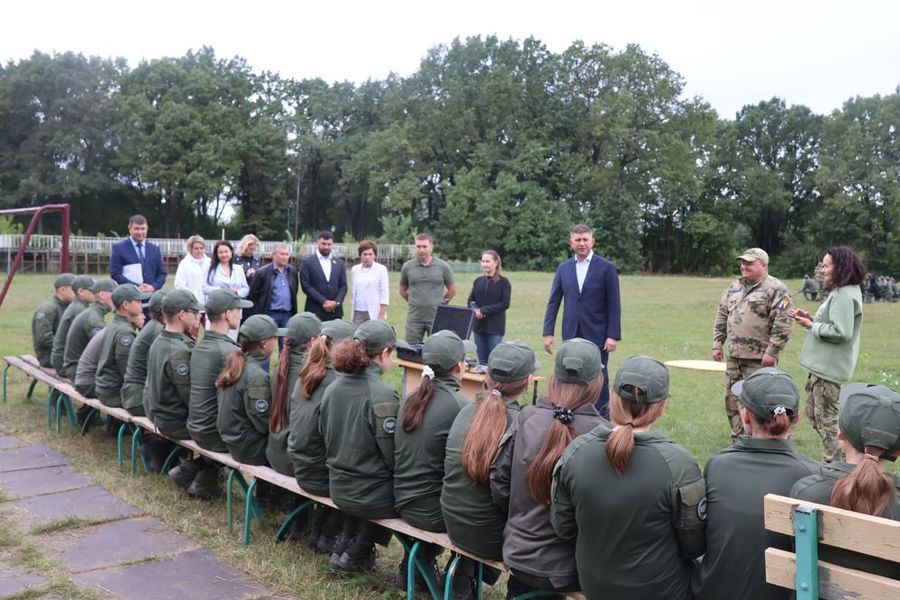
[737,248,769,265]
[554,338,603,386]
[239,314,287,343]
[148,290,167,313]
[422,330,475,372]
[487,341,540,383]
[285,312,322,344]
[72,275,96,292]
[320,319,355,342]
[838,384,900,454]
[353,320,399,353]
[204,289,253,316]
[92,278,118,294]
[162,288,201,313]
[111,284,152,307]
[731,367,799,417]
[614,355,669,404]
[54,273,76,289]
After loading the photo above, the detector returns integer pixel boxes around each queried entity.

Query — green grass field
[0,272,898,599]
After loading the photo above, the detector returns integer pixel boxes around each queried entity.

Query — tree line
[1,37,897,275]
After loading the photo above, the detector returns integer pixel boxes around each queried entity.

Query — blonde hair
[185,235,206,255]
[237,234,260,256]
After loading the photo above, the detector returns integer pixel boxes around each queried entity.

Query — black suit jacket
[299,253,347,321]
[246,262,299,317]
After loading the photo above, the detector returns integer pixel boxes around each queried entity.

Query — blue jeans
[474,333,503,365]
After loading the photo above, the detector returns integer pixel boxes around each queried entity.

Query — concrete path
[0,435,280,600]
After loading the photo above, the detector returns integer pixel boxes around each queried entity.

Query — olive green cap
[54,273,76,288]
[488,341,540,383]
[162,288,201,313]
[353,320,399,352]
[92,278,118,294]
[422,330,476,371]
[72,275,96,292]
[285,312,321,344]
[204,289,253,316]
[731,367,799,417]
[239,314,287,343]
[838,384,900,454]
[111,284,152,308]
[148,290,167,313]
[320,319,355,342]
[737,247,769,265]
[554,338,603,386]
[614,355,670,404]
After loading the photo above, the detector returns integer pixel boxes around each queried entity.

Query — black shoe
[168,457,205,490]
[328,532,354,570]
[187,465,222,500]
[336,539,376,573]
[450,574,475,600]
[140,445,163,474]
[313,532,336,554]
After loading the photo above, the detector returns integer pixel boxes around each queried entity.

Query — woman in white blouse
[174,235,211,306]
[203,240,249,338]
[350,240,389,325]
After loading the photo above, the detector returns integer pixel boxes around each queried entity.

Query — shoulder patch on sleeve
[382,416,397,434]
[175,361,190,377]
[254,398,269,414]
[90,327,104,338]
[119,334,134,347]
[372,401,399,418]
[36,310,46,320]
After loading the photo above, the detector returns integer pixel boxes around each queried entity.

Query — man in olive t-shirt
[398,233,456,343]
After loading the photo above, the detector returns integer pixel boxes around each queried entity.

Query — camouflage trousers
[805,374,842,463]
[724,357,764,438]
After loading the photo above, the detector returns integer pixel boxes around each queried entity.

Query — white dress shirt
[575,251,593,293]
[317,251,332,282]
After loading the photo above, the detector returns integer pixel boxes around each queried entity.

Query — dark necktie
[136,243,145,264]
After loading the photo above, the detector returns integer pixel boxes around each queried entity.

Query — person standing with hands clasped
[350,240,389,325]
[399,233,456,343]
[467,250,511,367]
[789,246,865,463]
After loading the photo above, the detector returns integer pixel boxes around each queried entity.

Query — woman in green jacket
[790,245,866,462]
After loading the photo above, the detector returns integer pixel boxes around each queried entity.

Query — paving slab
[0,560,48,597]
[73,548,269,600]
[44,517,198,573]
[0,436,23,450]
[0,444,68,473]
[0,465,94,500]
[7,485,140,530]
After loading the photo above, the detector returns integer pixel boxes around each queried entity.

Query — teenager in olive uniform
[791,383,900,579]
[394,330,473,588]
[121,290,166,416]
[441,341,538,600]
[492,338,607,598]
[62,279,114,381]
[550,356,706,600]
[320,320,401,572]
[215,314,284,465]
[32,273,76,368]
[286,319,354,553]
[51,275,95,375]
[266,312,322,477]
[95,285,150,407]
[693,368,819,600]
[74,328,107,399]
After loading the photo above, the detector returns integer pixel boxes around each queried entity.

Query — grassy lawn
[0,271,898,599]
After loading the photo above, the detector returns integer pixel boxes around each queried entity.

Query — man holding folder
[110,215,167,293]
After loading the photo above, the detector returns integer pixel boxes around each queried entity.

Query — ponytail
[215,340,263,389]
[605,386,667,475]
[402,367,454,432]
[749,409,797,437]
[300,336,330,399]
[527,375,603,504]
[830,447,895,516]
[461,375,529,484]
[269,338,295,432]
[332,339,371,374]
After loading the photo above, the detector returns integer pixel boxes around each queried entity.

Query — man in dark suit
[110,214,167,293]
[542,224,622,415]
[299,231,347,322]
[246,242,299,336]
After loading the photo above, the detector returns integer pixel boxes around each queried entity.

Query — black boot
[335,537,376,573]
[394,544,440,592]
[186,464,222,500]
[328,530,355,570]
[168,456,205,490]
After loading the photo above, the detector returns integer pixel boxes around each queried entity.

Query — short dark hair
[826,246,866,288]
[570,224,592,236]
[358,240,378,256]
[317,230,334,241]
[415,232,433,243]
[129,215,147,227]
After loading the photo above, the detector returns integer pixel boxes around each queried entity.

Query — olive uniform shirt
[217,353,271,466]
[441,394,521,560]
[394,376,470,530]
[187,331,238,452]
[551,426,706,600]
[265,349,307,476]
[32,296,69,368]
[74,329,106,398]
[51,298,88,375]
[713,275,793,359]
[692,436,820,600]
[399,257,455,324]
[287,364,337,496]
[791,462,900,580]
[63,303,111,381]
[145,330,194,439]
[320,363,400,518]
[95,314,138,407]
[121,319,163,415]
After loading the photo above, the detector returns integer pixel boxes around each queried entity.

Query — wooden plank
[765,494,900,562]
[766,548,900,600]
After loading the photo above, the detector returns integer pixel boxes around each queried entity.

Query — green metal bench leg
[25,378,38,400]
[55,394,76,432]
[444,554,461,600]
[131,427,150,477]
[794,505,819,600]
[275,500,313,542]
[79,408,98,436]
[47,389,54,429]
[160,446,184,474]
[396,535,441,600]
[226,470,262,538]
[65,396,76,428]
[117,422,130,470]
[2,363,9,403]
[476,562,483,600]
[242,478,259,546]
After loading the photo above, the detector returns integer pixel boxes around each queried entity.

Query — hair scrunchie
[552,404,574,425]
[421,365,435,380]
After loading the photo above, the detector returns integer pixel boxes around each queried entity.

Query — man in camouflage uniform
[712,248,794,439]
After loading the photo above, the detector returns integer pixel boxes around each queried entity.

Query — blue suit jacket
[299,253,347,321]
[110,238,167,291]
[542,254,622,348]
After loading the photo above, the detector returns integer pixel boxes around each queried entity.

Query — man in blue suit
[299,231,347,321]
[542,224,621,415]
[109,215,167,294]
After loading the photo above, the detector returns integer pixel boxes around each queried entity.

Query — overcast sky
[3,0,899,118]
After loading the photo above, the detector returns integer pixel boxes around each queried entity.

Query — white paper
[123,263,144,284]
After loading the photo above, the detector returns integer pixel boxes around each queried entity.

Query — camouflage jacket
[713,275,794,359]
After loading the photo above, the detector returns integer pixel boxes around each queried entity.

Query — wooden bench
[764,493,900,599]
